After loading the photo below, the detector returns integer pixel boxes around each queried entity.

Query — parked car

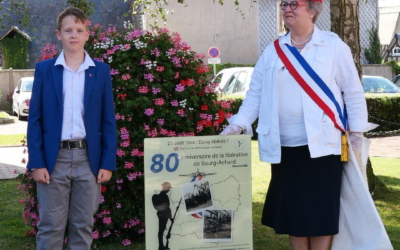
[12,76,33,120]
[362,75,400,93]
[212,67,254,96]
[391,74,400,87]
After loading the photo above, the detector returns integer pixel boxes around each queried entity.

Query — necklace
[291,35,312,45]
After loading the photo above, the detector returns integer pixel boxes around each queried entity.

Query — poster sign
[144,135,252,250]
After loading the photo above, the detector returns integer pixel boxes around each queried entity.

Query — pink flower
[151,48,161,57]
[92,231,99,239]
[122,74,131,80]
[147,128,158,138]
[122,44,131,50]
[157,118,164,125]
[220,100,231,109]
[175,84,184,92]
[110,69,119,75]
[103,217,112,225]
[170,100,178,106]
[99,195,105,204]
[116,203,122,209]
[122,239,131,246]
[144,108,154,116]
[138,86,148,93]
[174,72,179,79]
[159,27,169,33]
[168,131,176,137]
[177,109,186,117]
[120,140,130,148]
[102,230,111,237]
[152,87,161,94]
[124,162,134,169]
[154,98,165,106]
[117,149,126,157]
[172,56,181,67]
[120,127,129,140]
[144,73,154,82]
[127,172,143,181]
[131,148,139,156]
[156,66,164,71]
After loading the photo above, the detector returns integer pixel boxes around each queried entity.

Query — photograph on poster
[202,209,233,242]
[181,178,214,214]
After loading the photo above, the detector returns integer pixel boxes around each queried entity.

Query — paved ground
[0,117,399,179]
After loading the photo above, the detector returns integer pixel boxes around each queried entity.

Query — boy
[27,7,117,250]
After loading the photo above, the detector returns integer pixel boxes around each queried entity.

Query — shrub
[18,21,234,247]
[364,21,383,64]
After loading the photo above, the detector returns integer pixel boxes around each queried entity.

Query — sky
[379,0,400,8]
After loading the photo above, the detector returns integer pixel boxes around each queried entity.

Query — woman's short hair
[307,0,323,24]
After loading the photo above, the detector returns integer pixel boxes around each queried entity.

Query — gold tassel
[340,132,348,162]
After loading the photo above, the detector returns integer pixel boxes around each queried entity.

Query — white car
[12,77,33,120]
[212,67,254,95]
[362,75,400,93]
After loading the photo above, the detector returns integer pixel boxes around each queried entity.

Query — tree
[330,0,379,192]
[0,0,32,30]
[364,21,383,64]
[67,0,95,18]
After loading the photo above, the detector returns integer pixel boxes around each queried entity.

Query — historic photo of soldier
[152,182,181,250]
[202,209,233,242]
[181,178,214,215]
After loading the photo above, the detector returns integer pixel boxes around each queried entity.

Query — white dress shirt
[55,50,95,141]
[277,65,308,146]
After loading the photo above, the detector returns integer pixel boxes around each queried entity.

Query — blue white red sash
[274,39,347,132]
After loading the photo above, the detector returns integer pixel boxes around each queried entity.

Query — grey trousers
[36,148,101,250]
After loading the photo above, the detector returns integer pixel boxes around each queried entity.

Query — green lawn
[0,111,10,119]
[0,134,26,146]
[0,141,398,249]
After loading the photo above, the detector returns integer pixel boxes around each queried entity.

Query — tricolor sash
[274,39,347,132]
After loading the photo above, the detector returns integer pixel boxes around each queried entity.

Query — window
[392,47,400,56]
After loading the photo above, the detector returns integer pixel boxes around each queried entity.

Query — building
[0,0,131,68]
[379,0,400,62]
[159,0,378,65]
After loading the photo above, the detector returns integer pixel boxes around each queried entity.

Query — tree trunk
[330,0,378,193]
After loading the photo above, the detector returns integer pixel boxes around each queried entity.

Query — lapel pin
[89,74,92,77]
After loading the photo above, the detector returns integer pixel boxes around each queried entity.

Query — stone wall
[0,0,131,69]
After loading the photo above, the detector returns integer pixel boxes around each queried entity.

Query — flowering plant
[18,21,235,247]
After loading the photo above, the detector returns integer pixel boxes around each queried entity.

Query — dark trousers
[158,217,168,249]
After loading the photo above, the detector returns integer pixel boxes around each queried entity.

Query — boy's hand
[97,169,113,183]
[32,168,50,184]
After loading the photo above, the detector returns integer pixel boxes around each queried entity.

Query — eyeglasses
[280,1,307,10]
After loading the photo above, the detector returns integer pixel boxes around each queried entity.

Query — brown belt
[60,140,86,150]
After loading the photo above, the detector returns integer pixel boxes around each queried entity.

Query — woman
[221,0,370,249]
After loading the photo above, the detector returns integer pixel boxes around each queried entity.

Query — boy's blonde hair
[57,7,88,31]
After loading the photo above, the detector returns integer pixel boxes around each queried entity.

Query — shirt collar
[280,25,325,47]
[55,50,95,72]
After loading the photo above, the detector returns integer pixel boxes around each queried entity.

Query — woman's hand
[220,124,244,135]
[349,132,363,150]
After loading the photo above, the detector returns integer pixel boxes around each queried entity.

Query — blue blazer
[27,56,117,176]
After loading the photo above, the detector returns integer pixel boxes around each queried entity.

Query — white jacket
[229,26,371,163]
